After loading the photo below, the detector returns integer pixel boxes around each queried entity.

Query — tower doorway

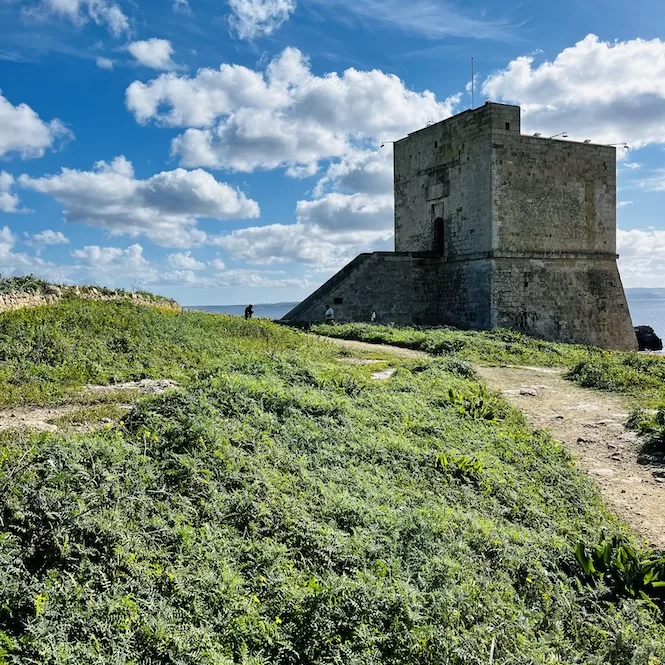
[433,217,445,254]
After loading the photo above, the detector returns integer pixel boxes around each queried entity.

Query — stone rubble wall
[0,287,180,315]
[282,252,442,325]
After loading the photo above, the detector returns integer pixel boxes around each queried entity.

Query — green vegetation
[312,323,591,367]
[0,299,299,406]
[47,403,130,428]
[313,323,665,404]
[567,353,665,407]
[0,275,52,295]
[1,301,665,663]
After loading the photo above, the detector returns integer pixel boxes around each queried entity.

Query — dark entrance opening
[433,217,445,254]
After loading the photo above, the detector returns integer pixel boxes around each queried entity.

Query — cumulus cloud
[483,34,665,149]
[313,148,393,197]
[26,229,70,253]
[0,91,70,159]
[228,0,295,39]
[212,146,394,268]
[212,191,393,268]
[71,241,301,289]
[19,156,260,248]
[618,228,665,288]
[96,56,114,69]
[128,39,177,70]
[0,225,67,280]
[0,172,21,213]
[166,250,205,270]
[126,47,458,172]
[33,0,129,36]
[72,243,152,275]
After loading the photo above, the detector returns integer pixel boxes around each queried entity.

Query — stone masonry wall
[438,259,492,330]
[491,257,636,349]
[394,105,521,258]
[0,287,180,315]
[491,132,617,254]
[282,253,441,324]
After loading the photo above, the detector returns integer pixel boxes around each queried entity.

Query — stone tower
[283,103,636,351]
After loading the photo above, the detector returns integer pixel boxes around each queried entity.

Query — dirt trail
[477,366,665,549]
[324,337,665,548]
[0,379,178,433]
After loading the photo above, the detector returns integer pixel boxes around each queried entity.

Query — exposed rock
[635,325,663,351]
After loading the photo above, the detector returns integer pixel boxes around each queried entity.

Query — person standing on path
[324,304,335,324]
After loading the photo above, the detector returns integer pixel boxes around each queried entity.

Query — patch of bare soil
[476,366,665,549]
[83,379,178,396]
[323,337,428,359]
[0,379,178,433]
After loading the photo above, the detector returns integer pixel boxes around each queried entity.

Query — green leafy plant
[575,533,665,607]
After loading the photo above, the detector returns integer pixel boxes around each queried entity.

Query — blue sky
[1,0,665,305]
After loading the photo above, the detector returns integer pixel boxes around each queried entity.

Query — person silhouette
[244,304,254,320]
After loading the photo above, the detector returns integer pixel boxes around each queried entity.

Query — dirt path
[322,337,428,359]
[477,366,665,549]
[323,337,665,548]
[0,379,178,433]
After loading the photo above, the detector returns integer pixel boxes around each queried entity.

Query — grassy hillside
[1,300,665,664]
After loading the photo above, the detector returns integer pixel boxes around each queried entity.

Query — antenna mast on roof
[471,57,475,109]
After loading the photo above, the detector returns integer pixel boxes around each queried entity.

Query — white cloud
[618,201,634,208]
[173,0,191,14]
[19,156,260,248]
[0,91,70,159]
[482,34,665,149]
[212,223,339,266]
[0,172,20,213]
[212,193,393,268]
[166,250,205,270]
[26,230,70,254]
[313,148,393,197]
[308,0,512,40]
[126,47,459,172]
[297,192,393,235]
[618,228,665,288]
[71,241,301,289]
[96,56,114,69]
[34,0,129,36]
[72,243,151,272]
[128,38,177,71]
[0,225,68,281]
[228,0,295,39]
[212,146,394,268]
[624,162,642,170]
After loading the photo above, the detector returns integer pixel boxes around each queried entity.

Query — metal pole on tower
[471,57,475,109]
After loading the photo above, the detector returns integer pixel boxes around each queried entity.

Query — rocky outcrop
[0,287,180,315]
[635,326,663,352]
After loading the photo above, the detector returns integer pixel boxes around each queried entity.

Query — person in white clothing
[324,304,335,323]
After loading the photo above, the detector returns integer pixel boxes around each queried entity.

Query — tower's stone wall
[282,252,441,325]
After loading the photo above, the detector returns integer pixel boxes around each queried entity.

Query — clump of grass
[0,275,51,295]
[628,406,665,455]
[566,353,665,406]
[0,303,664,663]
[47,403,129,428]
